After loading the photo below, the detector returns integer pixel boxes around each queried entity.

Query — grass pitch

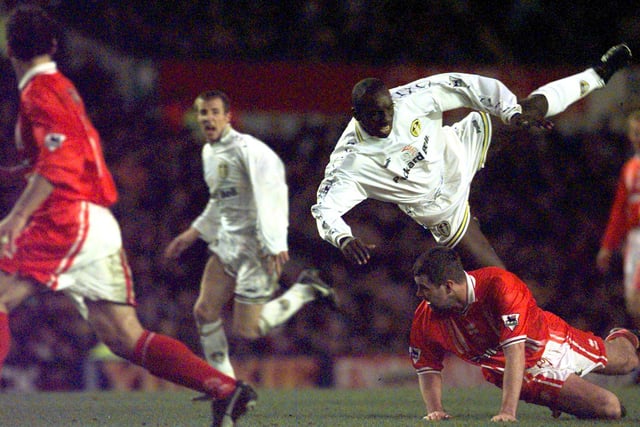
[0,386,639,426]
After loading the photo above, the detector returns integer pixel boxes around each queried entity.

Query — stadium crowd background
[0,0,640,390]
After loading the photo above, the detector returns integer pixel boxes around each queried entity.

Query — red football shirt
[410,267,565,374]
[0,62,119,286]
[15,62,117,209]
[601,155,640,250]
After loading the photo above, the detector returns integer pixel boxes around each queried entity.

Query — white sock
[529,68,605,117]
[259,283,317,335]
[198,319,235,378]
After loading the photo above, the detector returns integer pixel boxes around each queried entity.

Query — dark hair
[6,5,60,61]
[351,77,387,111]
[194,90,231,113]
[412,247,466,286]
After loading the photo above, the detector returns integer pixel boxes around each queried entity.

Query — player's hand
[0,213,28,259]
[164,228,199,260]
[340,237,375,265]
[490,413,517,422]
[266,251,289,276]
[423,411,452,421]
[595,247,612,274]
[510,112,554,130]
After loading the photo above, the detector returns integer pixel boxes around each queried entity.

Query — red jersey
[15,62,117,209]
[0,62,118,286]
[601,156,640,250]
[410,267,570,374]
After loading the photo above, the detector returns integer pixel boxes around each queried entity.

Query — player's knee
[231,323,261,340]
[599,394,624,420]
[193,300,217,324]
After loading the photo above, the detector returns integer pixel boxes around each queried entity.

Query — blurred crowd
[1,0,639,390]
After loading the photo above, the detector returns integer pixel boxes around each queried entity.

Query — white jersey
[312,72,521,248]
[192,126,288,255]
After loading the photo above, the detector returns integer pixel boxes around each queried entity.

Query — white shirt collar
[19,61,58,91]
[462,272,476,314]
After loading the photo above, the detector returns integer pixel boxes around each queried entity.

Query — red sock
[131,330,236,398]
[0,312,10,371]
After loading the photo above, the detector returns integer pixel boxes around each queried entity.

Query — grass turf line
[0,386,638,426]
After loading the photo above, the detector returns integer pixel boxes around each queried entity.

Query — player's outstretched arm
[163,227,200,259]
[418,373,451,421]
[510,95,553,130]
[339,236,375,265]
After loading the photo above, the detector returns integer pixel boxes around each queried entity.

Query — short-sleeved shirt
[410,267,552,374]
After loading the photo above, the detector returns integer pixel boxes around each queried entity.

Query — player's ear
[444,279,456,294]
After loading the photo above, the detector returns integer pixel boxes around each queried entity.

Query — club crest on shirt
[44,133,66,151]
[410,119,421,137]
[409,346,421,364]
[218,163,229,179]
[501,313,520,331]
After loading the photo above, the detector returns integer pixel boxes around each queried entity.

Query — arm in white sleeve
[398,73,522,124]
[245,143,289,254]
[311,171,367,248]
[191,197,220,241]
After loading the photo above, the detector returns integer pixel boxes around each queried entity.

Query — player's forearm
[499,342,526,417]
[9,173,54,219]
[418,372,445,413]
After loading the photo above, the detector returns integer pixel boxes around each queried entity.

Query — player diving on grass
[312,43,632,269]
[410,247,640,421]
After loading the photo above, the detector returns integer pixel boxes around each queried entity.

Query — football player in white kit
[312,44,632,268]
[164,90,335,381]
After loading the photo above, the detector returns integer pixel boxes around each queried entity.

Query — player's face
[414,276,456,314]
[196,97,231,143]
[628,119,640,153]
[354,89,394,138]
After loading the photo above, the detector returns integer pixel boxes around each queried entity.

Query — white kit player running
[164,90,335,382]
[312,44,632,268]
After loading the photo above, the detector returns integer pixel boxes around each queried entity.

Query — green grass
[0,386,639,426]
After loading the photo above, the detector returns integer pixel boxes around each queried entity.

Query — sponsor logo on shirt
[213,187,238,199]
[392,145,425,182]
[44,133,66,151]
[409,346,421,364]
[501,313,520,331]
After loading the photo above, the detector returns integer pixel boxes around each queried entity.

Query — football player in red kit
[410,247,639,421]
[0,6,254,427]
[597,110,640,329]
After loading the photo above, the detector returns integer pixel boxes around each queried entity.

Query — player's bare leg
[86,299,237,398]
[547,374,624,419]
[601,328,640,374]
[233,268,335,337]
[0,272,39,313]
[456,217,505,269]
[195,254,237,377]
[0,272,38,371]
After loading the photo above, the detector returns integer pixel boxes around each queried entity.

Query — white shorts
[45,204,135,319]
[209,231,278,304]
[407,111,491,247]
[483,325,607,405]
[623,228,640,301]
[62,249,136,319]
